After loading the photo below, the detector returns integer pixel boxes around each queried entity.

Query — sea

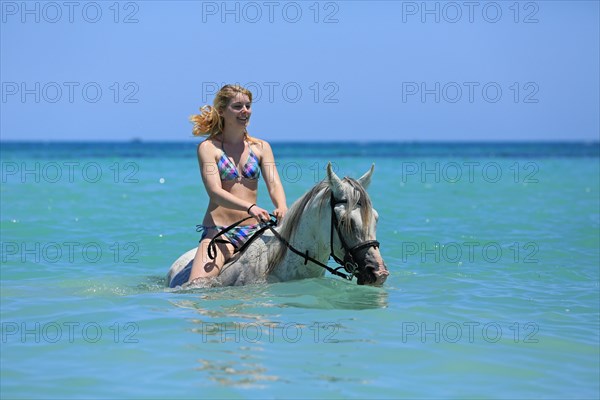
[1,141,599,399]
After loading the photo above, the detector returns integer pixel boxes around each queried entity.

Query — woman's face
[220,92,251,131]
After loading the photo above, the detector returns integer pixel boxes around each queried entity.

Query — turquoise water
[1,142,599,399]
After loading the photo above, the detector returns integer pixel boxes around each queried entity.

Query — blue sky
[1,0,599,141]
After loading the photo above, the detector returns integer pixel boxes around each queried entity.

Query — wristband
[247,203,256,214]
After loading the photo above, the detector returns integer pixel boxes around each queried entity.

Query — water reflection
[170,278,389,311]
[169,278,390,386]
[267,278,389,310]
[195,356,279,388]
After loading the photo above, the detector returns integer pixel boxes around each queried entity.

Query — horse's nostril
[366,264,388,275]
[361,265,384,284]
[362,264,388,285]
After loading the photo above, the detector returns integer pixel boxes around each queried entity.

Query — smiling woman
[180,84,288,287]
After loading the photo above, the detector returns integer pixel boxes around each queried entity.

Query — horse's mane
[266,177,373,274]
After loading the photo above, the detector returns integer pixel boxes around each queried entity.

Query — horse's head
[327,163,389,286]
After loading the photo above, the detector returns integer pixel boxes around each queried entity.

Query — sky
[1,0,599,142]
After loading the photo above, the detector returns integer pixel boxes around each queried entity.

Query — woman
[183,84,287,286]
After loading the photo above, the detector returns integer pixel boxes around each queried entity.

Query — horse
[167,163,389,288]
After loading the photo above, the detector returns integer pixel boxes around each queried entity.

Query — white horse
[167,163,389,288]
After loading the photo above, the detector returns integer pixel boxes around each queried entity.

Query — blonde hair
[190,84,257,142]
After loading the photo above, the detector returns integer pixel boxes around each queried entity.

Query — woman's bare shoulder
[249,137,271,153]
[199,138,223,150]
[197,138,220,158]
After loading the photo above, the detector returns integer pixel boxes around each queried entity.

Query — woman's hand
[272,207,287,225]
[248,204,271,223]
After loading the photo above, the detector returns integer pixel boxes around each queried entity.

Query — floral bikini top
[217,141,261,181]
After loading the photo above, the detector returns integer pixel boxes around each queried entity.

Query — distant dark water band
[1,141,598,159]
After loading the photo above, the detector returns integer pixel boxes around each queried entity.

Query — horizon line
[1,139,599,144]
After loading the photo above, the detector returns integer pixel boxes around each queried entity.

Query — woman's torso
[202,137,263,226]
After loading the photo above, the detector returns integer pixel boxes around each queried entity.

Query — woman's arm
[259,140,288,222]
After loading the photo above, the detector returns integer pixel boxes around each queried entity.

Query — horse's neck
[277,199,332,278]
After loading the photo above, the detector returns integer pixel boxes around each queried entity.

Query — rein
[201,215,271,261]
[205,193,380,281]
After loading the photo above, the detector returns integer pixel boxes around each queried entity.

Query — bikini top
[217,141,261,181]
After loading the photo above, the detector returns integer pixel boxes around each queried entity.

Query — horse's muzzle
[371,265,389,285]
[353,245,389,286]
[357,264,389,286]
[357,249,389,285]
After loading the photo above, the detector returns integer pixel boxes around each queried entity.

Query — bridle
[206,192,380,281]
[328,193,381,279]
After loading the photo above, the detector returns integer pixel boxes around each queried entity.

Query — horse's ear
[327,162,344,199]
[357,163,375,189]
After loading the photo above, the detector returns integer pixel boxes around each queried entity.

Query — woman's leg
[187,234,234,283]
